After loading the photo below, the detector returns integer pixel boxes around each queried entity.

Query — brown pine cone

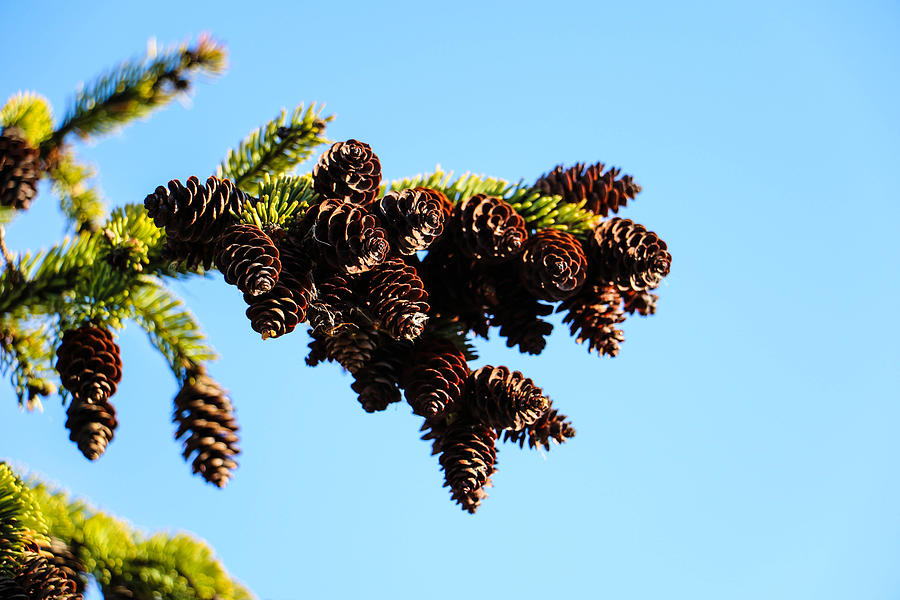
[144,175,249,243]
[418,242,492,338]
[403,340,469,418]
[534,162,641,217]
[303,198,389,274]
[503,399,575,451]
[173,366,240,488]
[519,229,588,301]
[244,266,313,339]
[350,336,413,413]
[0,127,40,210]
[558,282,626,356]
[312,139,382,204]
[0,576,27,600]
[590,218,671,292]
[622,289,658,316]
[367,187,451,254]
[215,223,281,296]
[486,269,554,355]
[14,547,81,600]
[160,237,215,271]
[454,194,528,263]
[465,365,549,431]
[435,419,497,513]
[307,268,362,335]
[55,325,122,403]
[365,258,429,340]
[65,397,117,461]
[305,318,379,375]
[39,537,86,594]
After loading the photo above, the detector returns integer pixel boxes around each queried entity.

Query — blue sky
[2,1,899,598]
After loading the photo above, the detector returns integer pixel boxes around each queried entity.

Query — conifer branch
[237,173,319,230]
[47,36,227,149]
[217,103,332,195]
[48,150,106,233]
[0,319,56,410]
[0,464,48,571]
[0,93,54,146]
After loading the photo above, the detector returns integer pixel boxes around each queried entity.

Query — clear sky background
[2,1,899,598]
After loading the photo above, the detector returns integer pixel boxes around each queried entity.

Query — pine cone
[243,243,314,339]
[173,367,240,488]
[144,175,249,243]
[486,267,554,355]
[418,243,491,337]
[559,282,626,356]
[503,400,575,451]
[465,365,549,431]
[14,548,81,600]
[350,336,413,413]
[590,218,671,292]
[0,127,40,210]
[65,397,117,461]
[622,289,658,316]
[368,187,451,254]
[454,194,528,263]
[215,223,281,296]
[519,229,588,301]
[312,139,382,204]
[303,198,389,274]
[0,575,27,600]
[55,325,122,403]
[534,162,641,217]
[365,258,429,340]
[307,268,361,335]
[39,537,86,594]
[306,319,378,375]
[403,340,469,418]
[436,419,497,513]
[160,237,215,271]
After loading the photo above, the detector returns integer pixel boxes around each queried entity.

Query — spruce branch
[0,464,48,572]
[0,319,56,411]
[48,150,106,233]
[0,93,54,146]
[217,103,332,195]
[47,35,227,148]
[237,173,318,230]
[128,281,217,381]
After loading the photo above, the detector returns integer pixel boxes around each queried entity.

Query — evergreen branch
[47,35,227,148]
[216,102,332,195]
[0,92,54,146]
[0,464,48,572]
[425,315,479,361]
[128,280,217,380]
[238,173,319,230]
[48,150,107,232]
[0,319,57,411]
[388,168,602,239]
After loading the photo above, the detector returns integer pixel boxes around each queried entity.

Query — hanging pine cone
[55,325,122,403]
[533,162,641,217]
[39,537,86,594]
[144,175,249,243]
[465,365,549,431]
[307,268,362,335]
[519,229,588,301]
[365,258,429,340]
[418,243,492,338]
[14,548,81,600]
[368,187,451,254]
[590,218,671,292]
[403,340,469,418]
[305,318,379,375]
[485,267,554,355]
[0,127,40,210]
[503,399,576,451]
[160,237,215,271]
[215,223,281,296]
[559,282,626,356]
[173,366,240,488]
[436,419,498,513]
[65,397,117,461]
[622,289,658,316]
[244,266,313,339]
[350,336,413,413]
[312,139,382,204]
[454,194,528,263]
[0,576,27,600]
[303,198,389,274]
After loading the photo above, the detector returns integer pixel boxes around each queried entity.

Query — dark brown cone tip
[403,340,469,418]
[519,229,588,301]
[215,223,282,296]
[590,218,671,292]
[435,419,498,513]
[534,162,641,217]
[466,365,550,431]
[313,139,382,204]
[0,127,40,210]
[503,400,576,451]
[244,244,314,340]
[454,194,528,263]
[366,258,430,341]
[173,367,240,488]
[559,282,626,357]
[351,336,413,413]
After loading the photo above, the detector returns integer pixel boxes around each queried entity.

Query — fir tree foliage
[0,93,54,146]
[237,173,319,230]
[216,103,333,195]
